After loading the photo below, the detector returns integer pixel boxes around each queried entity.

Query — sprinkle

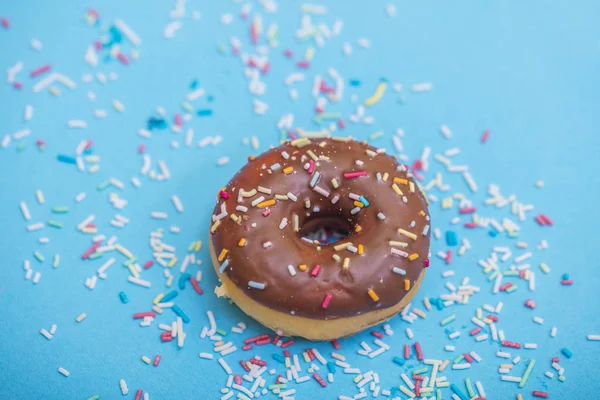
[397,228,417,241]
[279,218,288,229]
[344,171,368,179]
[393,267,406,275]
[248,281,266,290]
[322,294,332,309]
[367,289,379,302]
[440,314,456,326]
[287,265,297,276]
[283,166,294,174]
[377,212,386,220]
[58,367,70,377]
[364,82,387,106]
[310,264,321,277]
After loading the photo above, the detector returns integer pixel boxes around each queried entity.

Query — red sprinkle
[13,81,23,89]
[561,279,573,286]
[459,207,476,214]
[404,344,410,359]
[424,258,430,268]
[331,339,340,350]
[414,342,424,361]
[281,339,295,349]
[487,315,499,322]
[310,264,321,277]
[134,389,142,400]
[463,353,474,363]
[262,208,271,217]
[189,277,204,295]
[160,332,172,342]
[81,241,101,260]
[296,60,310,69]
[501,340,522,349]
[343,171,368,179]
[239,360,250,372]
[138,144,146,154]
[470,327,482,336]
[499,282,513,291]
[283,350,291,358]
[464,222,478,228]
[234,374,242,385]
[415,379,421,397]
[244,334,270,345]
[143,260,154,269]
[481,129,490,143]
[313,373,327,387]
[412,374,424,381]
[153,355,161,367]
[371,331,384,339]
[306,349,315,361]
[272,335,281,344]
[552,357,559,363]
[30,64,51,78]
[445,250,452,265]
[532,391,549,398]
[256,337,271,346]
[250,358,267,366]
[133,312,155,319]
[242,344,252,351]
[534,214,554,227]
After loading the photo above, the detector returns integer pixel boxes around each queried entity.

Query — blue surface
[1,1,600,399]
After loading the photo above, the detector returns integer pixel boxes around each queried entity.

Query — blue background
[1,0,599,399]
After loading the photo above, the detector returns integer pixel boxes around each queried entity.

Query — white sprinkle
[587,334,600,341]
[248,281,266,290]
[27,222,44,232]
[40,329,53,340]
[440,125,452,139]
[533,316,544,325]
[127,276,151,288]
[411,82,433,92]
[217,157,230,166]
[114,19,142,46]
[151,212,168,219]
[171,195,184,213]
[279,218,288,229]
[58,367,70,377]
[67,120,87,129]
[19,201,31,221]
[119,379,129,395]
[452,363,471,370]
[287,265,297,276]
[551,327,558,337]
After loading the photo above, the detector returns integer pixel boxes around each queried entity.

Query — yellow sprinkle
[399,385,415,398]
[368,289,379,302]
[333,242,353,251]
[409,181,415,193]
[82,227,98,234]
[168,257,177,268]
[257,199,276,208]
[540,262,550,273]
[500,363,513,369]
[283,166,294,175]
[303,351,311,363]
[318,141,327,147]
[195,241,202,252]
[358,244,364,255]
[166,275,173,287]
[115,244,133,259]
[354,201,364,208]
[394,177,408,185]
[306,149,318,161]
[355,225,362,233]
[142,356,151,365]
[210,219,221,233]
[476,308,483,319]
[419,210,426,216]
[409,253,419,261]
[397,228,417,241]
[392,183,404,196]
[389,241,408,247]
[404,279,411,290]
[343,257,350,269]
[299,264,307,271]
[364,82,387,107]
[517,394,523,400]
[291,138,311,147]
[218,249,228,262]
[331,178,339,188]
[75,313,86,323]
[238,238,246,247]
[382,172,389,182]
[153,293,165,305]
[305,46,315,61]
[127,264,139,279]
[275,194,288,200]
[241,189,257,198]
[332,254,341,261]
[353,375,363,383]
[332,136,350,142]
[483,317,493,324]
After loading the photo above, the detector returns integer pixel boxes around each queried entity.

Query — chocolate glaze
[211,138,430,319]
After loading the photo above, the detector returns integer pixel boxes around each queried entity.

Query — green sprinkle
[518,359,535,388]
[16,143,25,151]
[268,384,286,390]
[86,396,100,400]
[181,102,194,113]
[34,251,44,262]
[436,389,442,400]
[51,206,69,213]
[503,270,519,276]
[123,258,136,266]
[187,242,196,252]
[558,375,566,382]
[216,328,227,336]
[453,355,464,364]
[465,378,475,398]
[440,314,456,326]
[97,180,111,191]
[412,367,428,375]
[53,254,60,268]
[369,130,384,141]
[88,252,103,260]
[47,220,63,229]
[488,270,499,281]
[216,42,227,55]
[506,285,518,293]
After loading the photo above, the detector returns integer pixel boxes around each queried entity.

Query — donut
[210,137,431,340]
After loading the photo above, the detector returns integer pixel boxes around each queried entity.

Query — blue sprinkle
[561,348,573,358]
[197,109,213,117]
[272,354,285,364]
[349,79,361,87]
[161,290,178,303]
[392,356,405,366]
[178,273,191,290]
[327,361,336,374]
[171,304,190,323]
[562,273,570,280]
[190,79,198,89]
[119,291,128,304]
[57,154,77,164]
[450,383,468,400]
[358,196,370,207]
[446,230,458,246]
[489,230,498,237]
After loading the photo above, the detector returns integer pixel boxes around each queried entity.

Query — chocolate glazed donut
[210,137,431,340]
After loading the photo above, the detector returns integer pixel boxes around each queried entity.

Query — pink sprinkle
[310,264,321,277]
[117,53,130,66]
[250,22,258,45]
[464,222,477,228]
[85,140,93,150]
[143,260,153,269]
[296,60,310,69]
[284,49,294,58]
[321,294,332,309]
[30,64,51,78]
[445,250,452,265]
[343,171,368,179]
[459,207,476,214]
[262,208,271,217]
[174,113,182,126]
[424,258,430,268]
[242,344,252,351]
[371,331,384,339]
[1,17,9,29]
[481,129,490,143]
[13,82,23,89]
[94,40,103,51]
[281,339,295,348]
[338,119,346,129]
[219,190,229,199]
[525,299,536,309]
[307,160,315,174]
[331,339,340,349]
[315,106,324,114]
[261,62,270,75]
[138,144,146,154]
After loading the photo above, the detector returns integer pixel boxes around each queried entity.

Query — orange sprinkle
[283,166,294,174]
[257,199,276,208]
[394,177,408,185]
[409,253,419,261]
[419,210,426,216]
[368,289,379,302]
[248,155,256,161]
[238,238,246,247]
[218,249,228,262]
[358,244,364,255]
[299,264,307,271]
[355,225,362,233]
[404,279,411,290]
[354,201,364,208]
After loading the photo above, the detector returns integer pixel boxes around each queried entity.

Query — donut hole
[300,216,350,245]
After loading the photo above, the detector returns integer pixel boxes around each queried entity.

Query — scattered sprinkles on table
[1,1,590,399]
